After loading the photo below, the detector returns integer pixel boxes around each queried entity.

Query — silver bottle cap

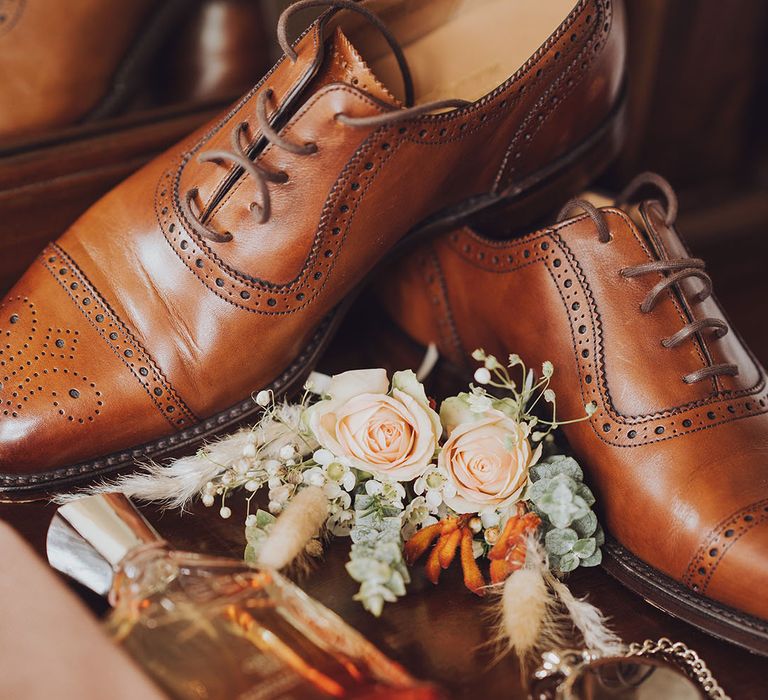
[47,493,163,597]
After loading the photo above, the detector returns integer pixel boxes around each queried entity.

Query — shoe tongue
[311,28,401,107]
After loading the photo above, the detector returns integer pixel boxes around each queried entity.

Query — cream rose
[308,368,441,481]
[439,397,541,514]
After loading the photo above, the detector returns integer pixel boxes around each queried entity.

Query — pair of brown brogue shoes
[1,0,766,656]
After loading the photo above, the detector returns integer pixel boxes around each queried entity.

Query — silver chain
[626,638,730,700]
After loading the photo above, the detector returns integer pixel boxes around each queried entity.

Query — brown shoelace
[182,0,468,244]
[557,172,739,385]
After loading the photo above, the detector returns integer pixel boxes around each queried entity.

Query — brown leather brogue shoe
[0,0,625,499]
[375,174,768,655]
[0,0,262,142]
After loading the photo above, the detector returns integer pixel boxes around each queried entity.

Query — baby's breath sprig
[470,348,596,445]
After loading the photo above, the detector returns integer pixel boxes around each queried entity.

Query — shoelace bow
[182,0,468,244]
[557,172,739,385]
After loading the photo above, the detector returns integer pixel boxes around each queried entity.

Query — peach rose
[438,397,541,514]
[308,369,441,481]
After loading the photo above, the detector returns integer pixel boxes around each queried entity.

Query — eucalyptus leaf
[545,527,578,555]
[530,456,583,482]
[580,549,603,567]
[572,538,596,559]
[559,552,580,573]
[571,511,598,537]
[594,525,605,547]
[525,478,550,503]
[244,543,258,566]
[575,483,596,507]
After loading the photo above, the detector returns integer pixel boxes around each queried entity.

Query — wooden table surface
[2,224,767,700]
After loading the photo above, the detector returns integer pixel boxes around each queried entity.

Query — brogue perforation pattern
[0,295,103,425]
[446,216,768,447]
[494,0,612,189]
[42,244,197,429]
[683,499,768,594]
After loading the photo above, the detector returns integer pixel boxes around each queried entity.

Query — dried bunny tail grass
[53,453,225,508]
[489,536,569,673]
[54,402,316,508]
[54,426,257,508]
[489,536,621,674]
[548,576,624,655]
[258,486,329,570]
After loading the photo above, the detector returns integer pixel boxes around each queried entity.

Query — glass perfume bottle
[47,494,441,700]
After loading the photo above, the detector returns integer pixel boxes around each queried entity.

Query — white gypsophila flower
[264,459,281,475]
[474,367,492,385]
[327,502,354,536]
[413,465,457,512]
[279,444,296,460]
[313,448,335,466]
[401,496,439,540]
[245,514,257,527]
[220,506,232,519]
[268,485,291,504]
[324,460,357,492]
[202,493,215,507]
[242,442,257,458]
[255,390,272,407]
[302,466,326,488]
[466,389,493,414]
[479,507,502,529]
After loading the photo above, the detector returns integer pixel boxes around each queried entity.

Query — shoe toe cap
[0,246,191,491]
[686,498,768,622]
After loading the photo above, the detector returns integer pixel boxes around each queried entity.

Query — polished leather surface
[0,0,261,140]
[377,201,768,622]
[0,0,625,485]
[0,0,156,138]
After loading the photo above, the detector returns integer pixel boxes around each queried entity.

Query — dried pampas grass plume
[258,486,329,570]
[491,535,622,673]
[491,535,565,672]
[55,402,311,508]
[548,576,623,655]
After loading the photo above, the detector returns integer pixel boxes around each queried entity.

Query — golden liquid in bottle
[106,557,438,700]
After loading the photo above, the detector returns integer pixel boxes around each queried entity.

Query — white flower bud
[245,480,260,492]
[245,514,257,527]
[268,501,283,514]
[585,401,598,416]
[279,444,296,460]
[484,354,500,369]
[474,367,492,385]
[471,348,486,361]
[202,494,215,507]
[219,506,232,519]
[242,443,257,458]
[255,390,271,407]
[542,360,554,378]
[313,448,334,466]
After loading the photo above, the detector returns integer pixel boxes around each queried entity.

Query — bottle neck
[108,541,173,608]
